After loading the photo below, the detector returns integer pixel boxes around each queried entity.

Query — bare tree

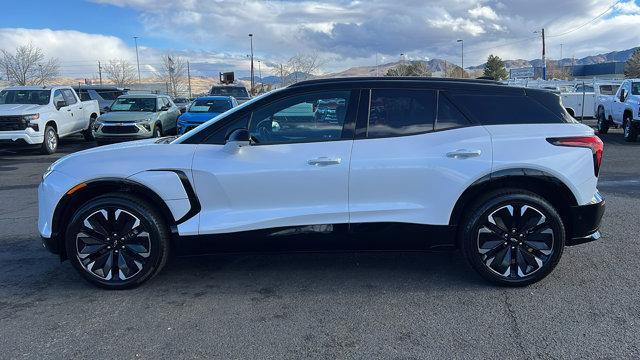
[270,53,325,86]
[443,64,468,78]
[103,59,137,87]
[0,43,59,85]
[157,54,187,97]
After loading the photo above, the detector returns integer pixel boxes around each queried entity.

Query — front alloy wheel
[66,194,170,289]
[76,209,151,281]
[460,190,565,286]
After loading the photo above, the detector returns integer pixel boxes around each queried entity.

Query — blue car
[177,96,238,135]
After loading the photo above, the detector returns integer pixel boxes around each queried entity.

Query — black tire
[623,115,638,142]
[65,193,170,289]
[83,115,97,141]
[459,189,565,287]
[596,108,609,134]
[153,124,162,138]
[40,125,58,154]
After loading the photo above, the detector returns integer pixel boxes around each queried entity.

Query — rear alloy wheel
[65,194,170,289]
[596,109,609,134]
[40,125,58,154]
[460,190,565,286]
[623,116,638,142]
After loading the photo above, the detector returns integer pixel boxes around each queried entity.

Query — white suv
[38,78,605,289]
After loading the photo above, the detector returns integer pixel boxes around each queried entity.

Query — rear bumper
[566,192,605,246]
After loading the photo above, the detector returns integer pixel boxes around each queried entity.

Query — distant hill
[324,59,464,78]
[469,46,640,70]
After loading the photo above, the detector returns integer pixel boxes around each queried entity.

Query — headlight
[23,113,40,121]
[136,118,152,123]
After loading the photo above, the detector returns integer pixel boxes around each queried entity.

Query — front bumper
[0,130,44,146]
[566,192,605,246]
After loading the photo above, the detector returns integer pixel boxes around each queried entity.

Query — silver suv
[93,94,180,144]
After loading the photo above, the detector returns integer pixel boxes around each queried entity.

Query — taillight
[547,136,604,177]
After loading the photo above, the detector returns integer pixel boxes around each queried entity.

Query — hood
[178,112,220,123]
[99,111,154,123]
[0,104,47,115]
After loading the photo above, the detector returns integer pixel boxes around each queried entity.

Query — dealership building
[510,62,626,80]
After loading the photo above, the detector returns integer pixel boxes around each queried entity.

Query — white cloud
[468,5,499,21]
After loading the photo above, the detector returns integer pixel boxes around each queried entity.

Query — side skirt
[175,223,457,256]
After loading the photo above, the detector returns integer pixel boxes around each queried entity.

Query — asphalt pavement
[1,125,639,359]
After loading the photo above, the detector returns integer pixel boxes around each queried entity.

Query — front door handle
[307,157,342,166]
[446,149,482,159]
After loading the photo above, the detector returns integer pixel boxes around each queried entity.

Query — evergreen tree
[624,48,640,78]
[483,54,508,80]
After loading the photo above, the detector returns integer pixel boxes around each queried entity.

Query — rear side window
[61,89,77,105]
[435,94,469,130]
[367,89,436,138]
[451,93,565,125]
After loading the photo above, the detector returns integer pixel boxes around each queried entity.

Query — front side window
[110,97,156,112]
[53,90,65,107]
[249,91,350,145]
[632,82,640,96]
[367,89,436,138]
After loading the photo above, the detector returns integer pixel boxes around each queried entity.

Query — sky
[1,0,639,78]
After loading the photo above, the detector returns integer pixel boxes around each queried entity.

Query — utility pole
[541,28,546,80]
[280,64,284,87]
[560,43,563,60]
[133,36,141,85]
[187,60,192,99]
[257,60,262,92]
[98,61,103,85]
[457,39,464,78]
[249,33,254,94]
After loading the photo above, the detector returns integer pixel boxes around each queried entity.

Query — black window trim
[247,88,358,146]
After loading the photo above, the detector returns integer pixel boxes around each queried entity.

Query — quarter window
[367,89,436,138]
[451,93,563,125]
[249,91,351,145]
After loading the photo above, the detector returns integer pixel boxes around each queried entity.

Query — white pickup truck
[596,79,640,142]
[0,86,100,154]
[561,82,620,120]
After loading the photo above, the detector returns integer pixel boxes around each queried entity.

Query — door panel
[192,140,352,234]
[52,90,74,135]
[349,126,492,226]
[191,89,356,235]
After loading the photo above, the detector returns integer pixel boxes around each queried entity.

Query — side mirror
[180,108,187,114]
[160,105,170,111]
[620,89,626,102]
[56,100,67,110]
[224,128,251,150]
[102,106,110,113]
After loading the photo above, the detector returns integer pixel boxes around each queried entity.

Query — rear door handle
[446,149,482,159]
[307,157,342,166]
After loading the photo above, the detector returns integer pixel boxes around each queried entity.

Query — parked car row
[0,83,248,153]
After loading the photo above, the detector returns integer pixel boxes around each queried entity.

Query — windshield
[632,82,640,96]
[189,99,232,113]
[209,87,249,98]
[0,90,51,105]
[110,97,156,112]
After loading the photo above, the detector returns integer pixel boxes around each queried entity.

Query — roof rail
[288,76,504,87]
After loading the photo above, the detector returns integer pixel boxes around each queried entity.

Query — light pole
[248,34,254,94]
[133,36,141,84]
[456,39,464,78]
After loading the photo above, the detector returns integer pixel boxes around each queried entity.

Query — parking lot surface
[1,126,639,359]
